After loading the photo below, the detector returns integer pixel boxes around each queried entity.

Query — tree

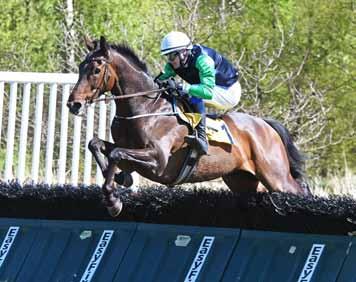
[0,0,354,176]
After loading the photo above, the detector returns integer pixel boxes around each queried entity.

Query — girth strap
[170,147,199,186]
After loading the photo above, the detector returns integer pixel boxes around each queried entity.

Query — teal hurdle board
[0,218,354,282]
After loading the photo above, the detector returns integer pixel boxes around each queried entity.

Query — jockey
[155,31,241,155]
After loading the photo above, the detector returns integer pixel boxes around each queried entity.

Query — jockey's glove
[162,78,189,99]
[165,78,177,94]
[154,72,165,88]
[176,82,189,99]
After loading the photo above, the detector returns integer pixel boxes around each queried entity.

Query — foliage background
[0,0,355,185]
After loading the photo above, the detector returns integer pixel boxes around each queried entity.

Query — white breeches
[204,81,241,111]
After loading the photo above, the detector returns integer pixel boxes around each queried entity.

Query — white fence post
[83,104,95,185]
[0,82,4,145]
[0,71,141,188]
[17,82,31,183]
[31,83,44,183]
[71,115,82,186]
[4,82,18,181]
[57,84,70,185]
[44,83,58,185]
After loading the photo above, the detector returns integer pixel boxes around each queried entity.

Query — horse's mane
[110,43,149,74]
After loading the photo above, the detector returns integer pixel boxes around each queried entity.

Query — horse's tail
[263,118,307,181]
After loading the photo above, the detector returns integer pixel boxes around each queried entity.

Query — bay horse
[67,36,311,216]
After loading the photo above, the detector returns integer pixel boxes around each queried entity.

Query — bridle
[84,57,167,104]
[86,57,118,104]
[80,57,178,120]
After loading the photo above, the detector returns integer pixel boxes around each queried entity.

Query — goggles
[165,51,180,62]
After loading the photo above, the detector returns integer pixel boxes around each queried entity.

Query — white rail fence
[0,71,139,187]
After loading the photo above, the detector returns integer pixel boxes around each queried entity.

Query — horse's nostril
[67,101,83,115]
[73,102,82,110]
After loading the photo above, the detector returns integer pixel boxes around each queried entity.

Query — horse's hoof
[107,199,123,217]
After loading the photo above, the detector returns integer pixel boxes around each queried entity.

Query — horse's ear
[100,36,110,58]
[84,35,96,51]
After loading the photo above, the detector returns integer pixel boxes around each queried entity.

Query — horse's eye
[96,59,102,65]
[94,68,101,75]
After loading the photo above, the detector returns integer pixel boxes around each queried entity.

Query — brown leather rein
[78,58,176,120]
[75,56,165,105]
[91,88,167,103]
[88,58,167,103]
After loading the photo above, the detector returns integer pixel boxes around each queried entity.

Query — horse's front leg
[108,146,167,177]
[102,162,123,217]
[88,137,135,187]
[102,146,167,217]
[88,137,116,176]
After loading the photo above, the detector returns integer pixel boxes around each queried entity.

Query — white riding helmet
[160,31,193,55]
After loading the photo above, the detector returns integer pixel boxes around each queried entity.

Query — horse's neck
[113,54,170,117]
[110,54,174,148]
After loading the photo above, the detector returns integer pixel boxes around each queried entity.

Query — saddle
[173,98,235,145]
[169,96,236,186]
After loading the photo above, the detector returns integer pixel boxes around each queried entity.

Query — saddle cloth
[177,109,235,145]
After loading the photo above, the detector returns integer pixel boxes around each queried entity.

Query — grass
[311,169,356,198]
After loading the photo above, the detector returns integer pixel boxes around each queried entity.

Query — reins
[86,55,169,104]
[91,88,167,103]
[80,55,177,120]
[107,88,180,120]
[90,79,177,120]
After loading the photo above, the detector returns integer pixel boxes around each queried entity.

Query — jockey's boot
[185,98,209,155]
[196,116,209,154]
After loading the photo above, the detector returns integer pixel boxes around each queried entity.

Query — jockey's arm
[156,63,176,80]
[185,55,215,100]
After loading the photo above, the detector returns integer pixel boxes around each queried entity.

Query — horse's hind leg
[88,137,134,187]
[256,162,307,196]
[223,171,260,193]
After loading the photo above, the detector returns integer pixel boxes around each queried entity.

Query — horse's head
[67,36,118,115]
